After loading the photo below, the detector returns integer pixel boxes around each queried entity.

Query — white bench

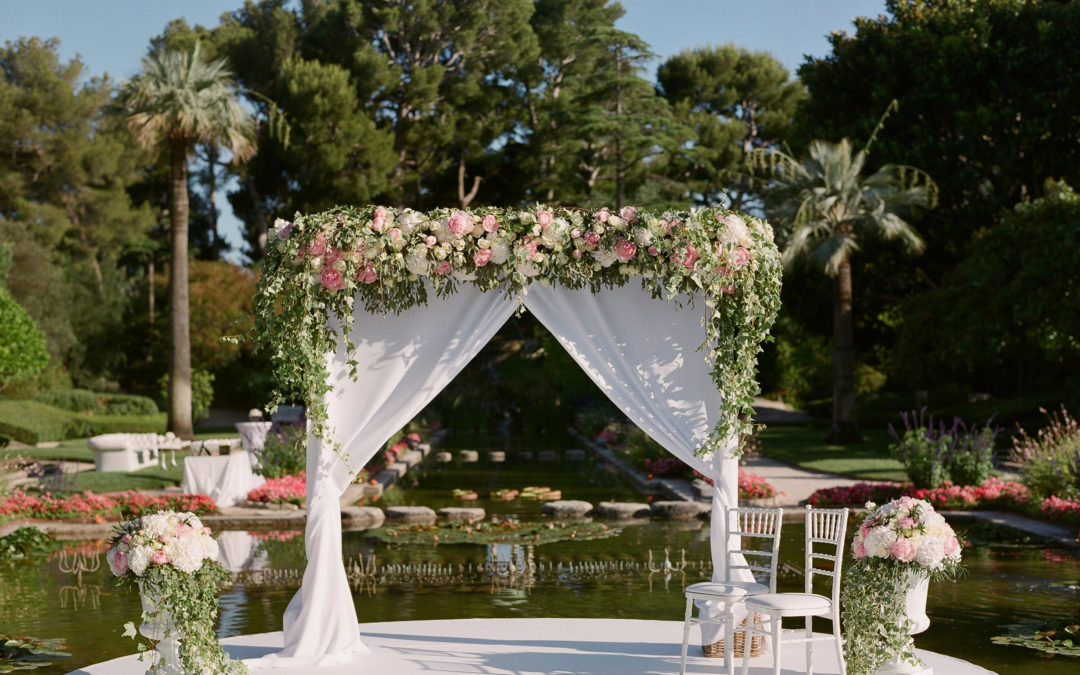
[88,433,162,473]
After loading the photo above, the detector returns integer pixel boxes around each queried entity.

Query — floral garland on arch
[252,204,782,459]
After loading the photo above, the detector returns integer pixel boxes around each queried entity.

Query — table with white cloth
[182,450,265,507]
[236,421,273,453]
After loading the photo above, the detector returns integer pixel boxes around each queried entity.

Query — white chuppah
[244,282,751,669]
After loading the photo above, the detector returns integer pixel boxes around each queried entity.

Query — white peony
[863,526,897,558]
[633,227,654,246]
[129,545,153,576]
[141,513,175,542]
[914,536,945,569]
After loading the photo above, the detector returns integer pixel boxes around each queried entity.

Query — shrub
[889,409,1000,489]
[1041,496,1080,526]
[0,287,48,391]
[0,400,71,444]
[33,389,159,416]
[1012,406,1080,499]
[158,369,215,422]
[256,420,307,479]
[807,477,1028,510]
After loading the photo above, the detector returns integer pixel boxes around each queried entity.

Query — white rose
[490,239,511,265]
[633,227,653,246]
[914,536,945,569]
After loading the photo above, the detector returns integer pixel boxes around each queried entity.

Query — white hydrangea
[405,249,429,276]
[129,545,153,576]
[722,214,752,247]
[863,526,897,558]
[489,239,511,265]
[633,227,654,246]
[166,538,204,574]
[451,267,476,281]
[519,261,541,277]
[594,248,619,268]
[914,536,945,569]
[141,513,176,542]
[201,533,219,561]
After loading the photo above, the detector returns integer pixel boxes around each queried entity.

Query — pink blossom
[570,228,582,239]
[482,214,499,233]
[853,540,867,559]
[473,249,493,267]
[721,285,735,295]
[362,264,377,284]
[679,244,698,270]
[388,227,403,244]
[108,550,129,576]
[944,536,959,557]
[572,249,582,259]
[372,206,388,232]
[307,232,327,258]
[325,247,343,266]
[614,238,637,261]
[584,232,600,247]
[151,550,169,565]
[647,245,658,256]
[435,260,452,275]
[174,523,192,537]
[524,238,541,260]
[321,267,345,290]
[276,221,293,240]
[447,210,471,235]
[733,246,750,269]
[122,534,132,543]
[537,210,553,228]
[898,517,917,530]
[425,235,437,248]
[619,205,637,222]
[889,538,917,562]
[596,209,610,223]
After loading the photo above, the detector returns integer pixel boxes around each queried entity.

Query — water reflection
[57,543,103,611]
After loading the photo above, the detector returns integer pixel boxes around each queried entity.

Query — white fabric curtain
[246,282,747,668]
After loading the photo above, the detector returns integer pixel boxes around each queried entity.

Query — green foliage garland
[253,205,782,459]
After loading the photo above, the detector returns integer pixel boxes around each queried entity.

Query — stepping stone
[538,450,558,462]
[564,449,586,461]
[540,500,593,518]
[390,461,409,477]
[385,506,436,524]
[437,507,485,522]
[691,478,713,500]
[435,451,453,463]
[459,450,479,462]
[650,501,708,520]
[416,443,432,456]
[517,451,534,460]
[401,450,423,467]
[596,501,651,519]
[359,483,383,498]
[342,506,385,529]
[487,451,506,462]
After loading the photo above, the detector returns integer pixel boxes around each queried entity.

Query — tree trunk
[244,177,269,256]
[830,259,861,443]
[206,145,220,257]
[457,153,481,208]
[168,141,194,439]
[148,257,155,325]
[614,45,624,210]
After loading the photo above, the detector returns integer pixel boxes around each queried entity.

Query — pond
[2,440,1077,674]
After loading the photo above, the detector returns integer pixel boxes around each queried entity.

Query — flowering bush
[0,490,216,521]
[738,471,776,500]
[247,473,306,505]
[1041,496,1080,525]
[1011,406,1080,499]
[843,498,964,675]
[888,409,1000,489]
[807,482,903,507]
[107,511,243,673]
[807,477,1029,511]
[255,205,782,460]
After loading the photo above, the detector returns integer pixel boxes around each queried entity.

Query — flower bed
[0,490,216,521]
[247,473,306,505]
[1041,496,1080,526]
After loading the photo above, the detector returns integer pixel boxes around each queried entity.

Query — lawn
[756,422,906,482]
[65,456,188,493]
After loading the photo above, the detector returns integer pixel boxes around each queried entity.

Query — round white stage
[68,618,996,674]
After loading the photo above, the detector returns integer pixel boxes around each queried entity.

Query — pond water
[2,440,1078,674]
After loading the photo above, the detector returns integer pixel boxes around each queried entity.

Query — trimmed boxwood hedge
[0,400,164,444]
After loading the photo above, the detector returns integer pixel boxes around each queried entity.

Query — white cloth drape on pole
[245,282,748,668]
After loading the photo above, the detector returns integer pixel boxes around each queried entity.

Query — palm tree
[757,138,936,443]
[116,44,255,438]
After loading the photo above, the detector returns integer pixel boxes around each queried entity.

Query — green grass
[66,459,186,493]
[0,399,165,444]
[757,422,906,482]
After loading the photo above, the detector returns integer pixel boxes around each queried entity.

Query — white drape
[246,281,747,668]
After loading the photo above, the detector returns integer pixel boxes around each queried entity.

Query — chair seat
[744,592,833,616]
[685,581,769,598]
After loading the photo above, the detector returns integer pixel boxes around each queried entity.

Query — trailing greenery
[842,563,922,674]
[254,205,782,462]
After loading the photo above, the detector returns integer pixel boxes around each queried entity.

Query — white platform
[68,618,996,674]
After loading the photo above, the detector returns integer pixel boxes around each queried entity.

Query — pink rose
[447,210,471,235]
[584,232,601,247]
[614,238,637,261]
[679,243,698,270]
[524,238,541,260]
[277,221,293,240]
[473,249,493,267]
[619,205,637,222]
[572,249,582,259]
[434,260,452,276]
[321,267,345,290]
[122,534,132,543]
[944,536,959,557]
[325,247,343,266]
[570,229,582,239]
[596,209,610,223]
[733,246,750,269]
[307,232,327,258]
[425,235,437,248]
[889,538,917,562]
[647,245,658,256]
[151,550,169,565]
[482,214,499,233]
[537,210,553,228]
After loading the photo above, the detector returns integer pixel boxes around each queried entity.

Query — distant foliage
[1012,406,1080,499]
[33,388,158,416]
[889,409,999,489]
[0,288,48,391]
[158,369,215,422]
[255,420,307,480]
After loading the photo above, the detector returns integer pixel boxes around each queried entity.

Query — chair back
[725,507,784,591]
[803,505,849,604]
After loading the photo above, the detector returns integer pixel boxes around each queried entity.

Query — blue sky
[2,0,887,260]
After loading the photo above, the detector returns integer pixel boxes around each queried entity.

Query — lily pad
[0,636,70,672]
[991,620,1080,657]
[368,519,620,546]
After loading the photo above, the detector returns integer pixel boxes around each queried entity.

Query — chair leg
[772,615,781,675]
[833,615,846,675]
[680,596,693,675]
[805,616,814,675]
[740,614,755,675]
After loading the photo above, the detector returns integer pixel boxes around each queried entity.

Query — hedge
[0,400,165,445]
[33,388,158,416]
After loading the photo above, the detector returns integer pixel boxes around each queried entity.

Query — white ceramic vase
[138,585,185,675]
[874,573,933,675]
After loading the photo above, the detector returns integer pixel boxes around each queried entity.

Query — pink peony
[325,247,343,266]
[473,249,493,267]
[372,206,388,231]
[482,214,499,233]
[572,249,582,259]
[619,205,637,222]
[307,232,327,258]
[107,549,129,576]
[151,550,169,565]
[537,210,553,228]
[596,209,610,223]
[321,267,345,290]
[584,232,601,247]
[435,260,452,276]
[647,245,658,256]
[447,210,471,235]
[614,238,637,261]
[890,538,917,562]
[425,235,437,248]
[733,246,750,269]
[679,243,698,270]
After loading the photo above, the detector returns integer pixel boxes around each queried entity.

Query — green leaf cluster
[0,289,48,391]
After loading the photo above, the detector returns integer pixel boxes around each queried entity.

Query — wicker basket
[701,613,763,658]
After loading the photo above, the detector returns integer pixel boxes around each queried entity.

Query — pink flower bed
[808,477,1030,510]
[248,472,306,505]
[0,490,216,520]
[688,469,778,500]
[1041,496,1080,525]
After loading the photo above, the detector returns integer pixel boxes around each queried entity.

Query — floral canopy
[248,204,781,668]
